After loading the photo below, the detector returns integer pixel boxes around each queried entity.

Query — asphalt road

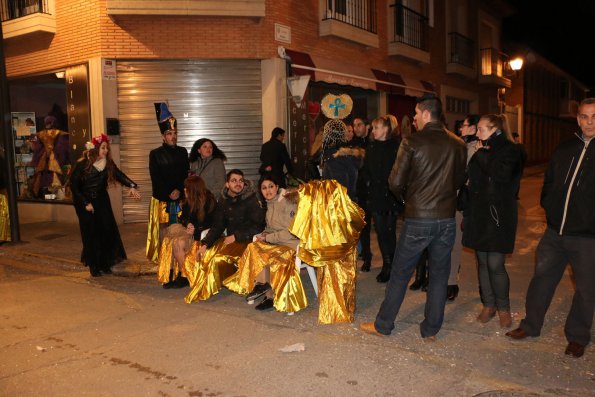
[0,168,592,397]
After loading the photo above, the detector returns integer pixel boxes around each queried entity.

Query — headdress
[154,102,177,134]
[320,93,353,156]
[85,134,110,150]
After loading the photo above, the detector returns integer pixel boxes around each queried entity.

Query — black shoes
[361,260,371,272]
[565,342,585,358]
[171,276,189,289]
[447,285,459,301]
[246,282,271,302]
[376,268,391,283]
[255,297,274,311]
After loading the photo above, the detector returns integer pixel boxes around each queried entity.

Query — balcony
[106,0,265,17]
[446,32,474,78]
[1,0,56,39]
[319,0,379,48]
[479,48,511,88]
[388,3,429,63]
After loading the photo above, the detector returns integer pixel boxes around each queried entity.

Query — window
[446,96,470,114]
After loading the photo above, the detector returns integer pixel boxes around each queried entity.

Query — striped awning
[284,48,435,96]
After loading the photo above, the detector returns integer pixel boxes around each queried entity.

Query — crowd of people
[69,96,594,358]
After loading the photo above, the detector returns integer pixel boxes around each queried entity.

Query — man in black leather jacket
[507,97,595,358]
[146,102,189,262]
[361,94,466,341]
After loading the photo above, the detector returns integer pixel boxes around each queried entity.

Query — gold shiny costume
[32,129,68,196]
[289,179,365,324]
[223,241,308,313]
[0,192,10,242]
[157,223,195,284]
[184,239,247,303]
[146,197,169,262]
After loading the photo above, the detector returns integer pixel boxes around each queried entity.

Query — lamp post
[0,21,21,242]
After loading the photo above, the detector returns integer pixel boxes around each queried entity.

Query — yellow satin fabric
[223,241,308,313]
[33,129,65,195]
[184,239,247,303]
[146,197,169,262]
[288,179,365,324]
[0,193,10,242]
[156,224,192,283]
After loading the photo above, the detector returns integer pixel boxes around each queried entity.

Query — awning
[284,48,435,96]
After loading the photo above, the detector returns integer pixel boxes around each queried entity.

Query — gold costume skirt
[157,224,195,284]
[0,193,10,242]
[289,180,365,324]
[223,241,308,313]
[146,198,169,262]
[184,238,247,303]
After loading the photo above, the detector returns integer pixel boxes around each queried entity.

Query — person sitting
[157,176,216,289]
[184,169,266,303]
[189,138,227,200]
[223,174,307,313]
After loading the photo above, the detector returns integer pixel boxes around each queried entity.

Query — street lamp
[509,57,524,72]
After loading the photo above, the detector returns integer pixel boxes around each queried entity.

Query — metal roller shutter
[117,60,263,223]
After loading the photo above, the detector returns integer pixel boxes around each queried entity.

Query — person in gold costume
[223,174,307,313]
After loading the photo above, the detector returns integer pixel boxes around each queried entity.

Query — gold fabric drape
[0,193,10,242]
[146,197,169,262]
[33,129,66,195]
[184,239,247,303]
[288,180,365,324]
[223,241,308,313]
[156,224,194,284]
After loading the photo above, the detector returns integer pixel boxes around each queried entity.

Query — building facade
[2,0,516,224]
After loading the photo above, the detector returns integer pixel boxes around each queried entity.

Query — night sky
[502,0,595,94]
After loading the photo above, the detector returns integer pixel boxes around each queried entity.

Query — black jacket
[541,134,595,237]
[178,195,217,240]
[149,144,189,202]
[70,159,137,207]
[462,132,523,253]
[201,182,266,247]
[389,122,467,219]
[362,138,401,213]
[322,146,365,200]
[259,138,293,186]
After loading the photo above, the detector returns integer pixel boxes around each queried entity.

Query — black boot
[361,259,371,272]
[162,270,175,289]
[171,276,189,289]
[409,256,427,290]
[447,285,459,301]
[376,256,393,283]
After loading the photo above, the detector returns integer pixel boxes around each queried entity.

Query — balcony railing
[0,0,48,22]
[449,32,474,68]
[480,47,509,77]
[391,3,428,51]
[323,0,377,33]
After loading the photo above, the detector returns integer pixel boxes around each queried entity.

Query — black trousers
[520,228,594,346]
[372,211,398,265]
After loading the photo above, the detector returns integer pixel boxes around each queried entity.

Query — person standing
[352,117,373,272]
[362,116,401,282]
[259,127,293,188]
[462,114,524,328]
[360,94,466,341]
[146,102,190,262]
[70,134,141,277]
[506,98,595,358]
[189,138,226,200]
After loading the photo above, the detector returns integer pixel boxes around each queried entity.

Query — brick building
[2,0,517,223]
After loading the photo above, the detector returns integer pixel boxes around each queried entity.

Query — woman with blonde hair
[462,113,524,328]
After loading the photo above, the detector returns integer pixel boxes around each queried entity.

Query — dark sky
[502,0,595,94]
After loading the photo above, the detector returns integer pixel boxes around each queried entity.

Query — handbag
[456,184,469,211]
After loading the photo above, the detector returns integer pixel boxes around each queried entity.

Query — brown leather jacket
[389,122,467,219]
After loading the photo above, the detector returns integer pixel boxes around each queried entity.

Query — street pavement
[0,165,592,397]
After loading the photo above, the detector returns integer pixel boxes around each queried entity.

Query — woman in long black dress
[70,134,141,276]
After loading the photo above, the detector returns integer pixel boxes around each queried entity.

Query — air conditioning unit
[560,99,579,119]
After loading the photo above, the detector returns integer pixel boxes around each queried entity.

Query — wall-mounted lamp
[55,71,65,79]
[509,57,524,71]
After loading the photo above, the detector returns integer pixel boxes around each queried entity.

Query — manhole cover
[36,233,67,241]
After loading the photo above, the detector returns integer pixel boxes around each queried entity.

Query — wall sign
[66,64,91,162]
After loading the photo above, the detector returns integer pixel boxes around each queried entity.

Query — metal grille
[391,3,429,51]
[324,0,377,33]
[449,32,474,68]
[0,0,48,21]
[117,60,263,223]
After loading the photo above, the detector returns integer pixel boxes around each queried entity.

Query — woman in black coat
[462,114,523,328]
[70,134,141,277]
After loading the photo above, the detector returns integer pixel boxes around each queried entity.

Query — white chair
[295,244,318,298]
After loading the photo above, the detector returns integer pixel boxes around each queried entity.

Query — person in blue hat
[146,102,190,269]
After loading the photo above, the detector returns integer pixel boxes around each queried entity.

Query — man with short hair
[146,102,189,263]
[361,94,466,341]
[506,97,595,358]
[186,169,266,303]
[259,127,293,187]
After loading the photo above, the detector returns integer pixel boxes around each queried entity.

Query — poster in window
[11,112,36,137]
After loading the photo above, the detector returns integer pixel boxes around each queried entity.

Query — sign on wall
[66,64,91,162]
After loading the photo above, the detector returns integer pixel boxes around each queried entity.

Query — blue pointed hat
[154,102,177,134]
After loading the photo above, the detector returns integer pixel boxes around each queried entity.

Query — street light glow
[509,57,524,71]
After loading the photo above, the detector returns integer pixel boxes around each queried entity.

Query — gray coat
[190,156,226,199]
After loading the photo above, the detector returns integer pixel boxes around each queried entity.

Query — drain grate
[36,233,67,241]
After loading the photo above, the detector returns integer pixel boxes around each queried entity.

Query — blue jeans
[375,218,456,337]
